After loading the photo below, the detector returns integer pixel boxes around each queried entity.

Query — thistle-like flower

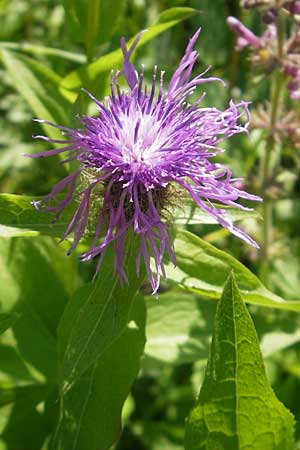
[28,29,260,293]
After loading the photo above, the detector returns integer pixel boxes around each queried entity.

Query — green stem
[259,10,285,287]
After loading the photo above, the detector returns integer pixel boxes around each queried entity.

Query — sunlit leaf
[0,194,75,238]
[185,273,295,450]
[1,49,73,140]
[145,292,215,366]
[167,230,300,312]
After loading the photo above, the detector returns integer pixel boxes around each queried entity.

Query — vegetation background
[0,0,299,449]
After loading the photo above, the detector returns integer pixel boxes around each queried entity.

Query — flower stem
[259,10,285,287]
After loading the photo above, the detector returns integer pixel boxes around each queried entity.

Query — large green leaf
[1,50,72,140]
[166,230,300,311]
[58,238,144,386]
[185,273,295,450]
[60,7,198,90]
[0,194,75,238]
[0,194,257,239]
[51,295,146,450]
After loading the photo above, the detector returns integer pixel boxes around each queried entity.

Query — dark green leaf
[60,7,198,90]
[1,384,50,450]
[0,312,20,336]
[50,295,146,450]
[166,230,300,311]
[185,273,295,450]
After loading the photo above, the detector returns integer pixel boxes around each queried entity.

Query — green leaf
[166,230,300,312]
[1,50,73,140]
[58,238,144,386]
[50,295,146,450]
[0,194,75,238]
[145,292,215,365]
[0,312,20,336]
[173,199,260,225]
[1,384,50,450]
[0,237,75,379]
[185,273,295,450]
[0,41,86,63]
[60,7,198,90]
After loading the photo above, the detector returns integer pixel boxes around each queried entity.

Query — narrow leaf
[166,230,300,312]
[1,50,72,139]
[185,273,295,450]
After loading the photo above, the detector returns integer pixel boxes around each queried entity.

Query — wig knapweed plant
[28,29,261,293]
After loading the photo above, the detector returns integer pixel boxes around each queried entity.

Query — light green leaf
[0,41,86,63]
[185,273,295,450]
[51,295,146,450]
[173,199,260,225]
[145,292,215,365]
[60,7,198,90]
[0,194,75,238]
[167,230,300,311]
[1,49,72,140]
[0,312,20,336]
[58,238,144,385]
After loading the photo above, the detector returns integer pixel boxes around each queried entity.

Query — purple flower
[227,16,260,50]
[28,29,261,293]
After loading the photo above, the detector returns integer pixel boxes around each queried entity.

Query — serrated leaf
[166,230,300,312]
[51,295,146,450]
[185,273,295,450]
[60,7,198,90]
[58,237,144,385]
[1,50,72,140]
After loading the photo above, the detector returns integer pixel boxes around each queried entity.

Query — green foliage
[0,313,19,336]
[60,7,198,91]
[51,295,146,450]
[58,238,145,385]
[185,273,295,450]
[0,194,75,237]
[167,230,300,311]
[0,1,299,449]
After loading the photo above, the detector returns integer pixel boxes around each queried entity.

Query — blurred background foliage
[0,0,299,449]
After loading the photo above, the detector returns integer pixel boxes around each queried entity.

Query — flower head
[28,29,261,294]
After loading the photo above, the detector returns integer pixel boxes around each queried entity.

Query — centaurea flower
[28,29,261,293]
